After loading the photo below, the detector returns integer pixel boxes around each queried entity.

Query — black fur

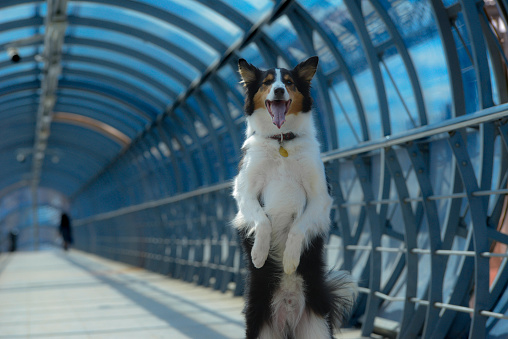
[240,229,281,339]
[239,230,336,339]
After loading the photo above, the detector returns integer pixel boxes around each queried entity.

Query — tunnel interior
[1,1,508,338]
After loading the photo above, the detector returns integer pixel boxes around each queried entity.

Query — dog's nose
[274,88,285,97]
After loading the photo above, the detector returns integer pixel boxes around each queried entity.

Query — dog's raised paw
[283,232,304,274]
[251,224,271,268]
[251,238,270,268]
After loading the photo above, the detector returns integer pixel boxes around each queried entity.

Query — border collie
[232,56,357,339]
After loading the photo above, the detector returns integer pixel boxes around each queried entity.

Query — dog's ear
[293,56,319,83]
[238,59,258,86]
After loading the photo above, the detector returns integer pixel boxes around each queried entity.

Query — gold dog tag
[279,146,288,157]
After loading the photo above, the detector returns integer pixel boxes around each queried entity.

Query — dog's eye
[285,80,293,85]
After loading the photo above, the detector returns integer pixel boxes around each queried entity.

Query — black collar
[268,132,297,142]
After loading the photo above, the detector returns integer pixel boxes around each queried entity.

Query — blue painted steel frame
[1,1,506,338]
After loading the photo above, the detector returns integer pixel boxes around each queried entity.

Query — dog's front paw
[283,231,304,274]
[251,223,271,268]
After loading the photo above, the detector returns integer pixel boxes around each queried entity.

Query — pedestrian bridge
[2,1,508,338]
[0,250,363,338]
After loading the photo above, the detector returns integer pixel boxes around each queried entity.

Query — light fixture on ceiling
[6,47,20,63]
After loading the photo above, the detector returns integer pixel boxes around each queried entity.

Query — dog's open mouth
[266,99,292,129]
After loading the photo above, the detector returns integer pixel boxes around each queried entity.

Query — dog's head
[238,57,318,129]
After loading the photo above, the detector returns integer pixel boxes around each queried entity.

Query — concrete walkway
[0,250,366,338]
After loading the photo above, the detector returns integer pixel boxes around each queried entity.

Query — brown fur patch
[264,74,274,83]
[284,75,303,115]
[253,85,271,111]
[287,90,304,115]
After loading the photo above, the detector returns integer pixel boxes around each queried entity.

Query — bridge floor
[0,250,366,339]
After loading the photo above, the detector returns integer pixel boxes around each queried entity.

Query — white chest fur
[232,108,332,272]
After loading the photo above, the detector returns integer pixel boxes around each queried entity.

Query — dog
[232,56,357,339]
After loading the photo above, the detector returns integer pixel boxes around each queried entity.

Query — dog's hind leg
[242,231,282,339]
[294,311,332,339]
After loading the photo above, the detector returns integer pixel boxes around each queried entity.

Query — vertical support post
[447,130,490,339]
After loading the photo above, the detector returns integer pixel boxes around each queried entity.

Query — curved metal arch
[61,54,179,98]
[67,16,208,72]
[344,0,391,136]
[405,141,446,339]
[54,99,140,135]
[181,100,226,183]
[84,0,230,51]
[0,68,41,86]
[367,0,428,126]
[352,155,384,336]
[215,59,247,111]
[0,80,152,124]
[40,147,105,176]
[429,0,466,117]
[163,112,208,169]
[64,36,193,88]
[1,103,37,122]
[56,88,149,126]
[0,174,32,194]
[39,171,85,196]
[0,59,39,78]
[383,147,419,337]
[53,112,131,148]
[194,0,253,32]
[71,0,295,199]
[58,80,154,121]
[47,133,116,164]
[286,9,338,150]
[0,98,38,114]
[41,164,88,185]
[459,0,494,110]
[447,131,490,338]
[0,16,43,36]
[205,77,244,156]
[153,125,183,194]
[128,142,159,201]
[61,68,166,113]
[50,121,123,155]
[171,107,213,186]
[0,0,43,10]
[0,90,38,107]
[158,117,200,191]
[2,122,34,141]
[3,134,35,152]
[140,133,172,197]
[41,156,97,184]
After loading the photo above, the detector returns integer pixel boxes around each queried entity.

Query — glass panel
[264,15,308,64]
[66,26,201,77]
[381,48,419,133]
[238,43,266,68]
[220,0,273,23]
[0,4,40,23]
[452,11,479,114]
[62,61,171,104]
[57,88,151,125]
[362,0,390,47]
[68,2,221,63]
[63,45,187,93]
[141,0,243,46]
[330,77,362,147]
[313,31,338,73]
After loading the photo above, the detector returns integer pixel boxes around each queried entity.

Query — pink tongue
[271,101,286,129]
